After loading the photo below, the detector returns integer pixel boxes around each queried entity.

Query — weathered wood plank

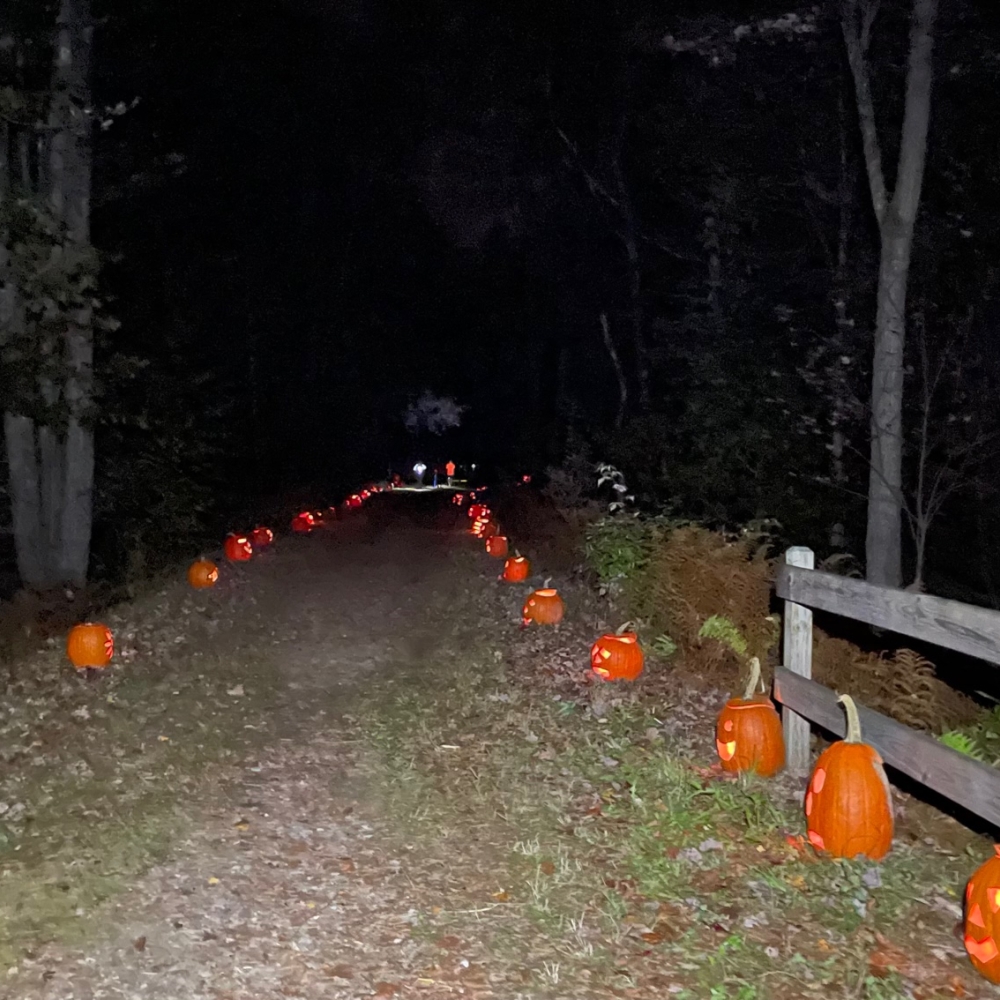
[774,564,1000,667]
[782,547,814,775]
[773,666,1000,830]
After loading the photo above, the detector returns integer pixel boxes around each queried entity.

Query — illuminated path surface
[5,499,523,1000]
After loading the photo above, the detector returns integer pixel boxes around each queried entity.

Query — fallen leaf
[490,890,509,902]
[234,818,249,830]
[227,684,244,697]
[324,964,354,980]
[540,860,556,875]
[374,982,400,996]
[133,935,146,952]
[435,935,463,950]
[207,876,220,886]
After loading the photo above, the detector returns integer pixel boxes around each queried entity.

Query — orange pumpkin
[805,694,893,860]
[468,504,488,520]
[502,554,530,582]
[590,626,644,682]
[486,535,509,558]
[251,526,274,548]
[224,533,253,561]
[479,519,498,539]
[715,657,784,776]
[522,587,564,626]
[291,512,315,534]
[67,623,114,670]
[965,846,1000,981]
[187,558,219,589]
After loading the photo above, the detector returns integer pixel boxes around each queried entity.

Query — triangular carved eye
[969,902,986,928]
[966,933,999,964]
[968,881,976,901]
[989,887,1000,913]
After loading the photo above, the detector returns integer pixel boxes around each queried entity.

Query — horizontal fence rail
[772,666,1000,830]
[775,563,1000,666]
[774,547,1000,833]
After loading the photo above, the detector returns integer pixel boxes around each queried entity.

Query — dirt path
[2,506,492,1000]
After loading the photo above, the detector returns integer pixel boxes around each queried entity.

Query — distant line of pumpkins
[64,482,392,676]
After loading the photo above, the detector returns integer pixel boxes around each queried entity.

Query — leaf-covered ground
[0,495,996,999]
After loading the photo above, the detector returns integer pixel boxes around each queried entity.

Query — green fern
[651,634,677,658]
[698,615,748,657]
[938,731,985,760]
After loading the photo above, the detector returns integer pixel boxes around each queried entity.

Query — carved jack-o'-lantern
[590,626,644,682]
[715,657,785,777]
[486,535,509,558]
[804,694,893,860]
[522,587,564,626]
[291,512,315,534]
[224,533,253,562]
[965,846,1000,982]
[502,554,530,582]
[468,504,488,521]
[478,519,498,539]
[67,623,114,670]
[187,559,219,589]
[251,526,274,548]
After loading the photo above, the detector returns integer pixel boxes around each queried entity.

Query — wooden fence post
[782,546,814,775]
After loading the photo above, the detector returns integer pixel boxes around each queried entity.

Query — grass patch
[354,644,978,998]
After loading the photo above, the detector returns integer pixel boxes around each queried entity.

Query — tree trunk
[1,0,95,590]
[843,0,936,588]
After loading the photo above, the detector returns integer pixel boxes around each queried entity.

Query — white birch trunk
[843,0,937,588]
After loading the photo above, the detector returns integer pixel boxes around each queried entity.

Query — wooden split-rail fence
[774,546,1000,831]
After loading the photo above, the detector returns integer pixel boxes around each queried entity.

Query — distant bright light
[413,461,427,476]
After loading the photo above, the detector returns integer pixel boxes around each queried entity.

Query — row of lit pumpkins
[464,497,644,684]
[64,483,392,675]
[469,498,1000,986]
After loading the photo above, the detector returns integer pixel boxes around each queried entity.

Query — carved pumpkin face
[715,658,784,777]
[965,846,1000,981]
[522,588,564,626]
[251,527,274,548]
[224,534,253,562]
[67,623,114,670]
[187,559,219,589]
[468,504,488,520]
[291,512,315,534]
[502,555,530,582]
[590,631,644,682]
[805,695,893,860]
[486,535,509,558]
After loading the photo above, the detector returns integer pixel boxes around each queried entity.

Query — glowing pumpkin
[805,694,893,860]
[502,554,530,582]
[965,846,1000,982]
[251,526,274,548]
[187,559,219,589]
[468,504,488,521]
[590,626,644,682]
[291,512,315,534]
[224,533,253,562]
[486,535,509,558]
[67,623,114,670]
[522,587,564,626]
[715,657,784,777]
[346,494,363,509]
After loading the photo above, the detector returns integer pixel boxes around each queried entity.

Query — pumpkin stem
[616,621,635,635]
[543,576,552,588]
[741,656,764,700]
[838,693,864,743]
